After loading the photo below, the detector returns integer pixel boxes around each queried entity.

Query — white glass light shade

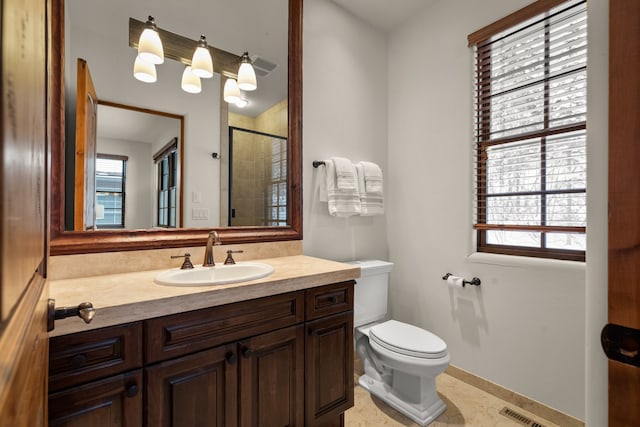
[223,78,241,104]
[237,53,257,91]
[191,36,214,78]
[133,56,157,83]
[235,98,249,108]
[181,66,202,93]
[138,17,164,64]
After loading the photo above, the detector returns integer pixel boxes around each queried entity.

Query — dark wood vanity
[48,281,354,426]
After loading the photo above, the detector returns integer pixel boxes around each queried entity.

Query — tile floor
[345,372,560,427]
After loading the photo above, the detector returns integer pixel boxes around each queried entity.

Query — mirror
[49,0,302,254]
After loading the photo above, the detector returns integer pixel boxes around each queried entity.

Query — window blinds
[471,0,587,258]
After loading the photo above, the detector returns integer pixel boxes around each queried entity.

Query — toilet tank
[349,260,394,327]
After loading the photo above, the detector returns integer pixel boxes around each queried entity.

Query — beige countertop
[49,255,360,337]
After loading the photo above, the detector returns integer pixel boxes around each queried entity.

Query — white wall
[67,20,220,228]
[584,0,609,425]
[302,0,388,261]
[97,137,153,229]
[383,0,613,419]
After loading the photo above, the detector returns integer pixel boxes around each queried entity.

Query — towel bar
[313,160,326,168]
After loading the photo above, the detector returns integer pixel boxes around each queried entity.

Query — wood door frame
[607,1,640,425]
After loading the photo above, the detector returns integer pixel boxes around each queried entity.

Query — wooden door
[145,344,238,427]
[0,0,49,424]
[238,325,305,427]
[305,312,354,426]
[48,370,142,427]
[606,1,640,425]
[74,58,98,231]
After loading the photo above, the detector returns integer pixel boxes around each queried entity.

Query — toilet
[352,260,450,426]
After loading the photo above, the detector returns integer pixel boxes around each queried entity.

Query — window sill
[466,251,586,271]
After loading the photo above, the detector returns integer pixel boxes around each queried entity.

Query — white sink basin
[154,262,274,286]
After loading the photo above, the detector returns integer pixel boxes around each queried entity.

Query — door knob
[48,299,96,332]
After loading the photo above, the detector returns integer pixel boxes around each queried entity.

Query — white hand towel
[356,161,384,216]
[332,157,358,190]
[325,159,361,217]
[360,161,383,194]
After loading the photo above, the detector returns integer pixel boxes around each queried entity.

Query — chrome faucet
[203,230,221,266]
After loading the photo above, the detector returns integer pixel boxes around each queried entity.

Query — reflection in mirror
[85,102,183,231]
[228,126,287,227]
[63,0,288,230]
[49,0,303,254]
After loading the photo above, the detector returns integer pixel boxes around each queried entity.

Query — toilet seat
[369,320,447,359]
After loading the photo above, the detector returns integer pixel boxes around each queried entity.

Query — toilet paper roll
[446,275,465,289]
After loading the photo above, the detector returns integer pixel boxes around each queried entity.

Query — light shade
[138,16,164,64]
[223,78,241,104]
[133,56,157,83]
[235,98,249,108]
[181,66,202,93]
[237,52,257,91]
[191,35,214,79]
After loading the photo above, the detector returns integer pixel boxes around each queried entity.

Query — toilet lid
[369,320,448,359]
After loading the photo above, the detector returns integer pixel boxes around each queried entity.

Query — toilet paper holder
[442,273,481,287]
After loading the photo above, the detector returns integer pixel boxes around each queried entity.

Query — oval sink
[154,262,274,286]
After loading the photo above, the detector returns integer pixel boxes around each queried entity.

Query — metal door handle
[48,299,96,332]
[601,323,640,367]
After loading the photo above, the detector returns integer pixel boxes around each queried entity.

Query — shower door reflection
[228,127,287,226]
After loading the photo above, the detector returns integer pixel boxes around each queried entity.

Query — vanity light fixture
[181,66,202,93]
[191,35,214,79]
[235,98,249,108]
[133,56,157,83]
[237,52,257,91]
[137,16,164,64]
[223,78,241,104]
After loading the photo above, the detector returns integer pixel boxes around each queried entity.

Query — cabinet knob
[125,383,139,398]
[241,347,252,358]
[225,351,237,364]
[308,327,317,336]
[329,296,338,304]
[70,353,87,370]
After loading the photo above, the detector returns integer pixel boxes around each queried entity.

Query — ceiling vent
[250,56,278,78]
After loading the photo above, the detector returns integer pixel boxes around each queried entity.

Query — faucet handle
[224,250,244,265]
[171,253,194,269]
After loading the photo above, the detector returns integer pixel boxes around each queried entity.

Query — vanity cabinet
[48,281,354,426]
[48,323,143,426]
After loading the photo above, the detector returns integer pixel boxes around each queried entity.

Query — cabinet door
[238,325,304,427]
[305,312,354,426]
[145,343,237,427]
[48,369,142,427]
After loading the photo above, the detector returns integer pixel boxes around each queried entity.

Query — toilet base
[359,373,447,426]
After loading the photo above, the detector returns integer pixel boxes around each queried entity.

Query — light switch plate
[192,207,209,220]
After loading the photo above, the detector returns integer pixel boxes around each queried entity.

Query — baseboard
[445,365,585,427]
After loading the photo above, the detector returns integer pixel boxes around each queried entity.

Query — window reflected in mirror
[95,155,127,229]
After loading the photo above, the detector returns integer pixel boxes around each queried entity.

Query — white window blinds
[470,0,587,260]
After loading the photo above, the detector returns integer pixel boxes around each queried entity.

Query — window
[268,136,288,226]
[154,138,178,228]
[95,155,127,229]
[469,0,587,261]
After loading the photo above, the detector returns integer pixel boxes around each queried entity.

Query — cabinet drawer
[305,281,354,321]
[145,291,304,363]
[49,322,143,392]
[49,369,143,426]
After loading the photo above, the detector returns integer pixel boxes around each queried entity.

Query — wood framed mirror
[49,0,302,255]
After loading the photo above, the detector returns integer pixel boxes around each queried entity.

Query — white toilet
[352,260,450,426]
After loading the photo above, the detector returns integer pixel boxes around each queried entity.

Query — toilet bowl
[351,261,450,426]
